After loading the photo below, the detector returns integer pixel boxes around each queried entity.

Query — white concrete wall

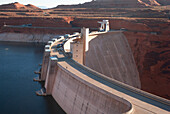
[51,67,132,114]
[85,32,141,88]
[40,52,50,81]
[45,59,58,94]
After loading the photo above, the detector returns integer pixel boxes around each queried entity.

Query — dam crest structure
[34,20,170,114]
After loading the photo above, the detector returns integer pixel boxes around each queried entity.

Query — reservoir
[0,42,65,114]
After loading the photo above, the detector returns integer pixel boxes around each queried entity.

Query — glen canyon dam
[0,0,169,114]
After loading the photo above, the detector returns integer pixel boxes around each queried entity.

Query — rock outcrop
[57,0,164,8]
[57,0,146,8]
[25,4,41,10]
[0,17,71,28]
[0,2,40,10]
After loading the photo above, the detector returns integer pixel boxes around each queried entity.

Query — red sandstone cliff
[124,32,170,99]
[0,17,79,34]
[0,17,71,28]
[57,0,165,8]
[71,18,152,31]
[57,0,147,8]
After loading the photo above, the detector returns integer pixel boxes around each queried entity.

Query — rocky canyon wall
[0,17,71,28]
[57,0,168,8]
[0,17,80,42]
[124,32,170,99]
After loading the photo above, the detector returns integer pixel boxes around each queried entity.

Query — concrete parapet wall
[40,51,50,81]
[44,58,58,94]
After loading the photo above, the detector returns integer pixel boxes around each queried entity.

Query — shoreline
[0,32,55,43]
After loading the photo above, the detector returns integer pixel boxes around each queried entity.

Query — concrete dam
[35,21,170,114]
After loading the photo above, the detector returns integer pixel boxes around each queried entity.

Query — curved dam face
[85,32,141,88]
[51,66,132,114]
[40,43,133,114]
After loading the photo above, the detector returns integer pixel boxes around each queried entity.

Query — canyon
[0,1,169,100]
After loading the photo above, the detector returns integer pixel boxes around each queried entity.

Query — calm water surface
[0,42,65,114]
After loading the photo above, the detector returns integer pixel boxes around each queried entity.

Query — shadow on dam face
[85,32,141,89]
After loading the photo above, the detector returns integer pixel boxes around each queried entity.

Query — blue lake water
[0,42,65,114]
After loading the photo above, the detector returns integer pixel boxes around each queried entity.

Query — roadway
[65,58,170,111]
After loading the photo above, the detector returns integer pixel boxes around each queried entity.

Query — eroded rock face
[57,0,164,8]
[57,1,146,8]
[71,18,152,31]
[124,32,170,99]
[0,17,71,28]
